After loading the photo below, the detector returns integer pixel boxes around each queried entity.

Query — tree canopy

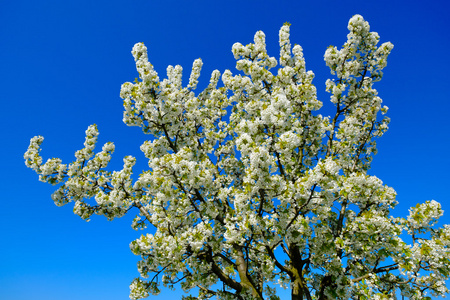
[25,15,450,300]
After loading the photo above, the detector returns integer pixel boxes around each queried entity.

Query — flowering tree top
[25,15,450,300]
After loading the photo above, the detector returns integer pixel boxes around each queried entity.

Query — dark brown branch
[286,184,317,231]
[161,123,177,152]
[200,249,243,293]
[351,264,399,283]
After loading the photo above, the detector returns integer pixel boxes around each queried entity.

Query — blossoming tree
[25,15,450,300]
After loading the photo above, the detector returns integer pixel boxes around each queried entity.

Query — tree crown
[25,15,450,300]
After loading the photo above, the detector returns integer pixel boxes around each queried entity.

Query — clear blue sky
[1,0,449,299]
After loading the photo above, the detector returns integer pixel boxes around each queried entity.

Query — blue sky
[1,0,449,299]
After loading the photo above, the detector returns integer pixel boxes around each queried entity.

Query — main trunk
[291,278,304,300]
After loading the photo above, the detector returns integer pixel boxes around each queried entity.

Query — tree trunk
[291,278,304,300]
